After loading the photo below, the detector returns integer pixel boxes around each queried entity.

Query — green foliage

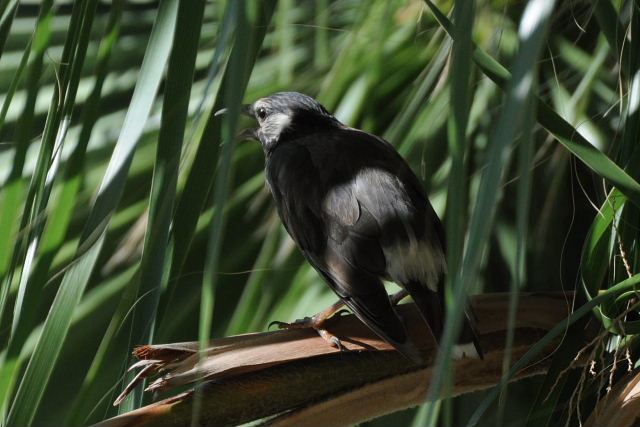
[0,0,638,425]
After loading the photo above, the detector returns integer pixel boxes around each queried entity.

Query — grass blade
[0,0,19,61]
[424,0,556,423]
[426,0,640,207]
[115,0,205,413]
[5,0,178,423]
[0,0,54,344]
[157,0,276,338]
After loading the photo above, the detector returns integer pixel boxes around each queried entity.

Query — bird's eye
[256,107,267,120]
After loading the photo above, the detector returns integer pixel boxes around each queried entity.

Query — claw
[317,329,345,351]
[330,336,345,351]
[268,317,314,330]
[268,320,286,330]
[267,300,351,352]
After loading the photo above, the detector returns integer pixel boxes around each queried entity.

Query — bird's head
[234,92,342,153]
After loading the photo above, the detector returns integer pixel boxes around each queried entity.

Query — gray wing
[265,140,420,360]
[308,129,481,357]
[306,130,449,345]
[323,167,447,345]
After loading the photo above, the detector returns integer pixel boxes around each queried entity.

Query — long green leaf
[427,1,476,425]
[426,0,640,208]
[11,0,94,338]
[142,0,205,355]
[0,0,19,61]
[32,0,124,284]
[498,69,537,427]
[425,1,556,424]
[5,0,178,423]
[592,0,629,76]
[0,0,54,349]
[116,0,205,413]
[157,0,276,338]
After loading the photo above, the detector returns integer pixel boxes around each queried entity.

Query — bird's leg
[389,289,409,306]
[269,290,410,350]
[269,299,347,350]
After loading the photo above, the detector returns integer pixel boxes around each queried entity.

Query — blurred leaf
[119,0,206,407]
[427,0,640,208]
[0,0,54,348]
[158,0,276,335]
[5,0,179,423]
[0,0,19,60]
[425,0,556,424]
[469,273,640,425]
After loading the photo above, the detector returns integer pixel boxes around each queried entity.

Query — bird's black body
[240,92,482,361]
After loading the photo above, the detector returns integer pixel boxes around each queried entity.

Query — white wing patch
[383,240,445,291]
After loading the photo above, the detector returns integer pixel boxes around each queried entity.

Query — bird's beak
[214,104,254,118]
[214,104,257,141]
[238,128,257,141]
[240,104,254,117]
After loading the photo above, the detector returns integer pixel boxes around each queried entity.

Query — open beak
[238,128,257,140]
[214,104,257,141]
[214,104,254,117]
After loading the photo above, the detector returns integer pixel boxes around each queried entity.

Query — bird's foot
[269,317,346,351]
[268,299,348,351]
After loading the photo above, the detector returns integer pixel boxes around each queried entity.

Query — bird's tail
[404,281,483,360]
[454,309,483,360]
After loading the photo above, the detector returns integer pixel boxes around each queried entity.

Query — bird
[220,91,482,363]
